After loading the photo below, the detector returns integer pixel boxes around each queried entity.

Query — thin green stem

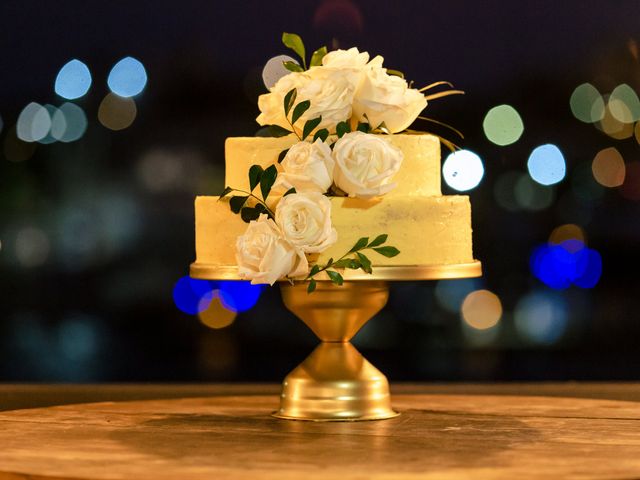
[231,188,276,218]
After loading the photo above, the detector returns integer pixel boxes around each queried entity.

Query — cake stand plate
[189,261,482,421]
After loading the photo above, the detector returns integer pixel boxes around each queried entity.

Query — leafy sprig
[282,33,327,71]
[305,234,400,293]
[219,164,280,223]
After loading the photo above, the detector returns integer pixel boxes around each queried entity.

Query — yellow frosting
[225,134,441,197]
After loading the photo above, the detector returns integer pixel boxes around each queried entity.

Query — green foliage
[302,116,322,140]
[367,234,387,248]
[356,252,372,274]
[266,125,293,137]
[249,165,264,191]
[260,164,278,200]
[278,148,289,163]
[219,186,233,198]
[313,128,329,142]
[349,237,369,253]
[310,46,328,67]
[356,122,371,133]
[284,89,297,117]
[283,61,303,72]
[284,188,297,196]
[241,206,262,223]
[326,270,343,285]
[373,246,400,257]
[386,68,404,78]
[291,100,311,125]
[336,121,351,138]
[307,278,317,293]
[230,195,248,214]
[282,32,307,69]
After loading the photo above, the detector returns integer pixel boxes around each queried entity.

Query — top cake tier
[225,134,441,197]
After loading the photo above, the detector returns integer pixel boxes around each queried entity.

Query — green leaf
[282,32,306,69]
[241,206,262,223]
[254,203,267,214]
[326,270,343,285]
[356,252,372,274]
[302,116,322,140]
[309,264,321,277]
[219,186,233,198]
[313,128,329,142]
[283,61,303,72]
[336,121,351,138]
[230,195,248,214]
[291,100,311,125]
[367,234,388,248]
[373,246,400,258]
[278,148,290,163]
[386,68,404,78]
[284,187,297,196]
[356,122,371,133]
[307,278,317,293]
[267,125,293,137]
[249,165,264,191]
[349,237,369,253]
[333,258,360,269]
[260,164,278,200]
[310,46,328,67]
[284,89,297,117]
[324,257,333,268]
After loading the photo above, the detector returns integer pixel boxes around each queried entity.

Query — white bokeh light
[17,102,51,142]
[527,144,566,186]
[442,149,484,191]
[262,55,297,89]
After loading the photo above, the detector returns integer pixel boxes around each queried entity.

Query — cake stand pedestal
[190,261,482,422]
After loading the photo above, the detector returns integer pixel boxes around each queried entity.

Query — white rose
[257,68,354,134]
[275,192,337,253]
[236,214,308,285]
[352,67,427,133]
[332,131,403,198]
[322,47,370,68]
[273,139,335,193]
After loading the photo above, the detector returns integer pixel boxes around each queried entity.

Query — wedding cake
[193,34,474,291]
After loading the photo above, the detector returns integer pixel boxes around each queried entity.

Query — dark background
[1,0,639,382]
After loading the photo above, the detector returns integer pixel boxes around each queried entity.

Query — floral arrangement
[221,33,461,292]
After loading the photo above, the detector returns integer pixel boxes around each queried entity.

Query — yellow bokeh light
[98,93,137,131]
[461,289,502,330]
[198,294,237,329]
[596,102,634,139]
[592,147,625,187]
[549,224,586,245]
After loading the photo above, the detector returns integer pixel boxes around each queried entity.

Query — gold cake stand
[190,261,482,422]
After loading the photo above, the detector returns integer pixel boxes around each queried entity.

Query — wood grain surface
[1,394,639,480]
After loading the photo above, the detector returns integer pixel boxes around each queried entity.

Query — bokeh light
[198,295,237,329]
[530,240,602,289]
[635,121,640,145]
[107,57,147,97]
[514,174,555,211]
[527,144,566,185]
[15,226,50,268]
[549,224,586,245]
[17,102,51,142]
[173,277,215,315]
[54,59,92,100]
[461,289,502,330]
[262,55,297,89]
[591,147,625,187]
[569,83,604,123]
[58,313,100,362]
[596,100,635,139]
[37,105,60,144]
[442,149,484,191]
[51,102,88,142]
[98,93,137,130]
[217,281,264,312]
[482,104,524,146]
[493,171,521,212]
[609,84,640,123]
[435,278,483,313]
[514,291,568,345]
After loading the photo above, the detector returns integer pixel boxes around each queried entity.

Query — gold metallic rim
[189,260,482,281]
[271,410,400,422]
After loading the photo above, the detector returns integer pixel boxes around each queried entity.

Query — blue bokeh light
[527,144,566,186]
[55,59,92,100]
[515,291,568,345]
[107,57,147,97]
[530,240,602,289]
[173,277,215,314]
[217,281,265,313]
[434,278,483,314]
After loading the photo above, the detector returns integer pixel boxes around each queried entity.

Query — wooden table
[1,383,640,479]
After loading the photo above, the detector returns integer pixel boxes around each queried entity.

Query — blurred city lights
[262,55,297,89]
[137,148,185,192]
[514,291,568,345]
[15,226,50,268]
[58,313,100,361]
[107,57,147,97]
[52,102,88,142]
[442,149,484,191]
[514,174,555,211]
[54,59,92,100]
[569,83,604,123]
[609,84,640,123]
[434,278,483,314]
[217,281,264,312]
[37,105,60,144]
[482,104,524,146]
[527,144,566,186]
[596,100,634,139]
[3,126,37,162]
[17,102,51,142]
[530,240,602,289]
[98,93,137,130]
[591,147,625,188]
[549,224,586,245]
[198,295,237,329]
[461,289,503,330]
[173,277,215,315]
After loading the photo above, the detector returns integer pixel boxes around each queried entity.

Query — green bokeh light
[570,83,604,123]
[609,84,640,123]
[482,104,524,146]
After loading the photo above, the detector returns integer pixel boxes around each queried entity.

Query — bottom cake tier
[195,195,474,270]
